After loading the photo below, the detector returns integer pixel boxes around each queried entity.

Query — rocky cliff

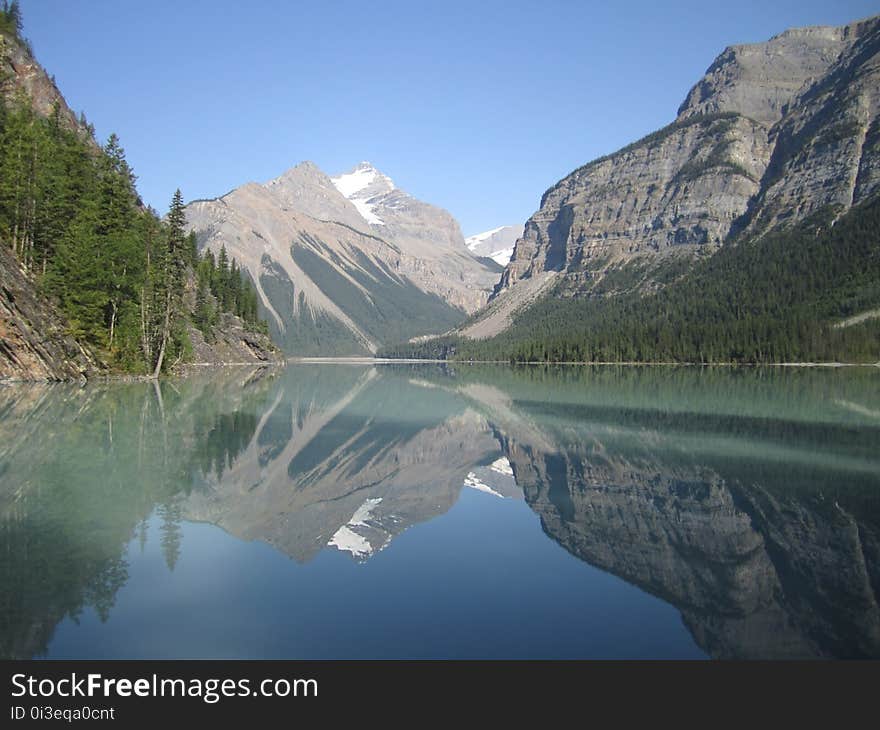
[0,30,101,381]
[186,162,498,355]
[0,29,90,138]
[0,240,97,381]
[490,15,880,317]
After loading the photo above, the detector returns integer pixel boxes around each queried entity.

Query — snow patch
[465,226,507,248]
[327,497,384,557]
[464,472,504,498]
[331,167,377,198]
[351,198,384,225]
[331,163,394,226]
[349,497,383,526]
[490,247,514,266]
[328,526,373,558]
[490,457,513,476]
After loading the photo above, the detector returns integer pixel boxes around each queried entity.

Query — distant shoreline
[287,357,880,368]
[3,358,877,385]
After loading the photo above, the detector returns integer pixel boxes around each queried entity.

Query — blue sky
[18,0,880,236]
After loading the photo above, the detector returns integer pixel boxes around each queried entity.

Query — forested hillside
[380,197,880,364]
[0,4,271,376]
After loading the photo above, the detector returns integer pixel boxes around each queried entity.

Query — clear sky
[17,0,880,236]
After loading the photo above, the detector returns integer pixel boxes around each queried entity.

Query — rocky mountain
[185,162,499,355]
[465,225,521,266]
[478,15,880,336]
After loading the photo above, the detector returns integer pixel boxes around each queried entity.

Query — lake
[1,363,879,659]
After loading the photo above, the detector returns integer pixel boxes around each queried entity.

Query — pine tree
[151,189,187,377]
[0,1,23,37]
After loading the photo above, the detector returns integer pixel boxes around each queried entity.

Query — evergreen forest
[0,5,266,374]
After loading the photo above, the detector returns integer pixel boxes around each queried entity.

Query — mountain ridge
[421,14,880,358]
[186,160,499,355]
[491,14,880,305]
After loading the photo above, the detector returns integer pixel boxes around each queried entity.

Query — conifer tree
[152,189,187,377]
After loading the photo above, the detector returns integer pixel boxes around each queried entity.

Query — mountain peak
[330,162,397,225]
[267,160,331,187]
[333,162,395,193]
[675,16,868,126]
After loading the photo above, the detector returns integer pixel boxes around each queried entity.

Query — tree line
[1,20,267,374]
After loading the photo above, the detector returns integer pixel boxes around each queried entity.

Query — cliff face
[676,24,856,126]
[0,31,100,381]
[743,20,880,233]
[0,243,97,381]
[493,15,880,303]
[0,30,89,137]
[498,113,771,293]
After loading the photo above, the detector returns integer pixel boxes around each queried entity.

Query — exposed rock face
[186,162,498,355]
[676,24,857,126]
[493,15,880,304]
[744,20,880,233]
[0,243,97,381]
[186,314,279,367]
[497,113,771,293]
[0,30,90,137]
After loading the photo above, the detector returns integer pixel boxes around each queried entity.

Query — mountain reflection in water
[1,364,878,659]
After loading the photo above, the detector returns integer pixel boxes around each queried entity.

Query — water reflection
[1,364,878,658]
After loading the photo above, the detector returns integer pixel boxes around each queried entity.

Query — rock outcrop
[0,243,97,381]
[492,15,880,306]
[186,314,279,367]
[0,29,91,138]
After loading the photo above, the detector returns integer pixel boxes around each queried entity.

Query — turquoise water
[1,364,879,659]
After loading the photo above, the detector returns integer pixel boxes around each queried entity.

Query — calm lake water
[1,363,879,659]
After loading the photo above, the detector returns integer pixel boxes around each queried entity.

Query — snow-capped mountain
[186,161,499,355]
[331,161,396,226]
[465,225,521,266]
